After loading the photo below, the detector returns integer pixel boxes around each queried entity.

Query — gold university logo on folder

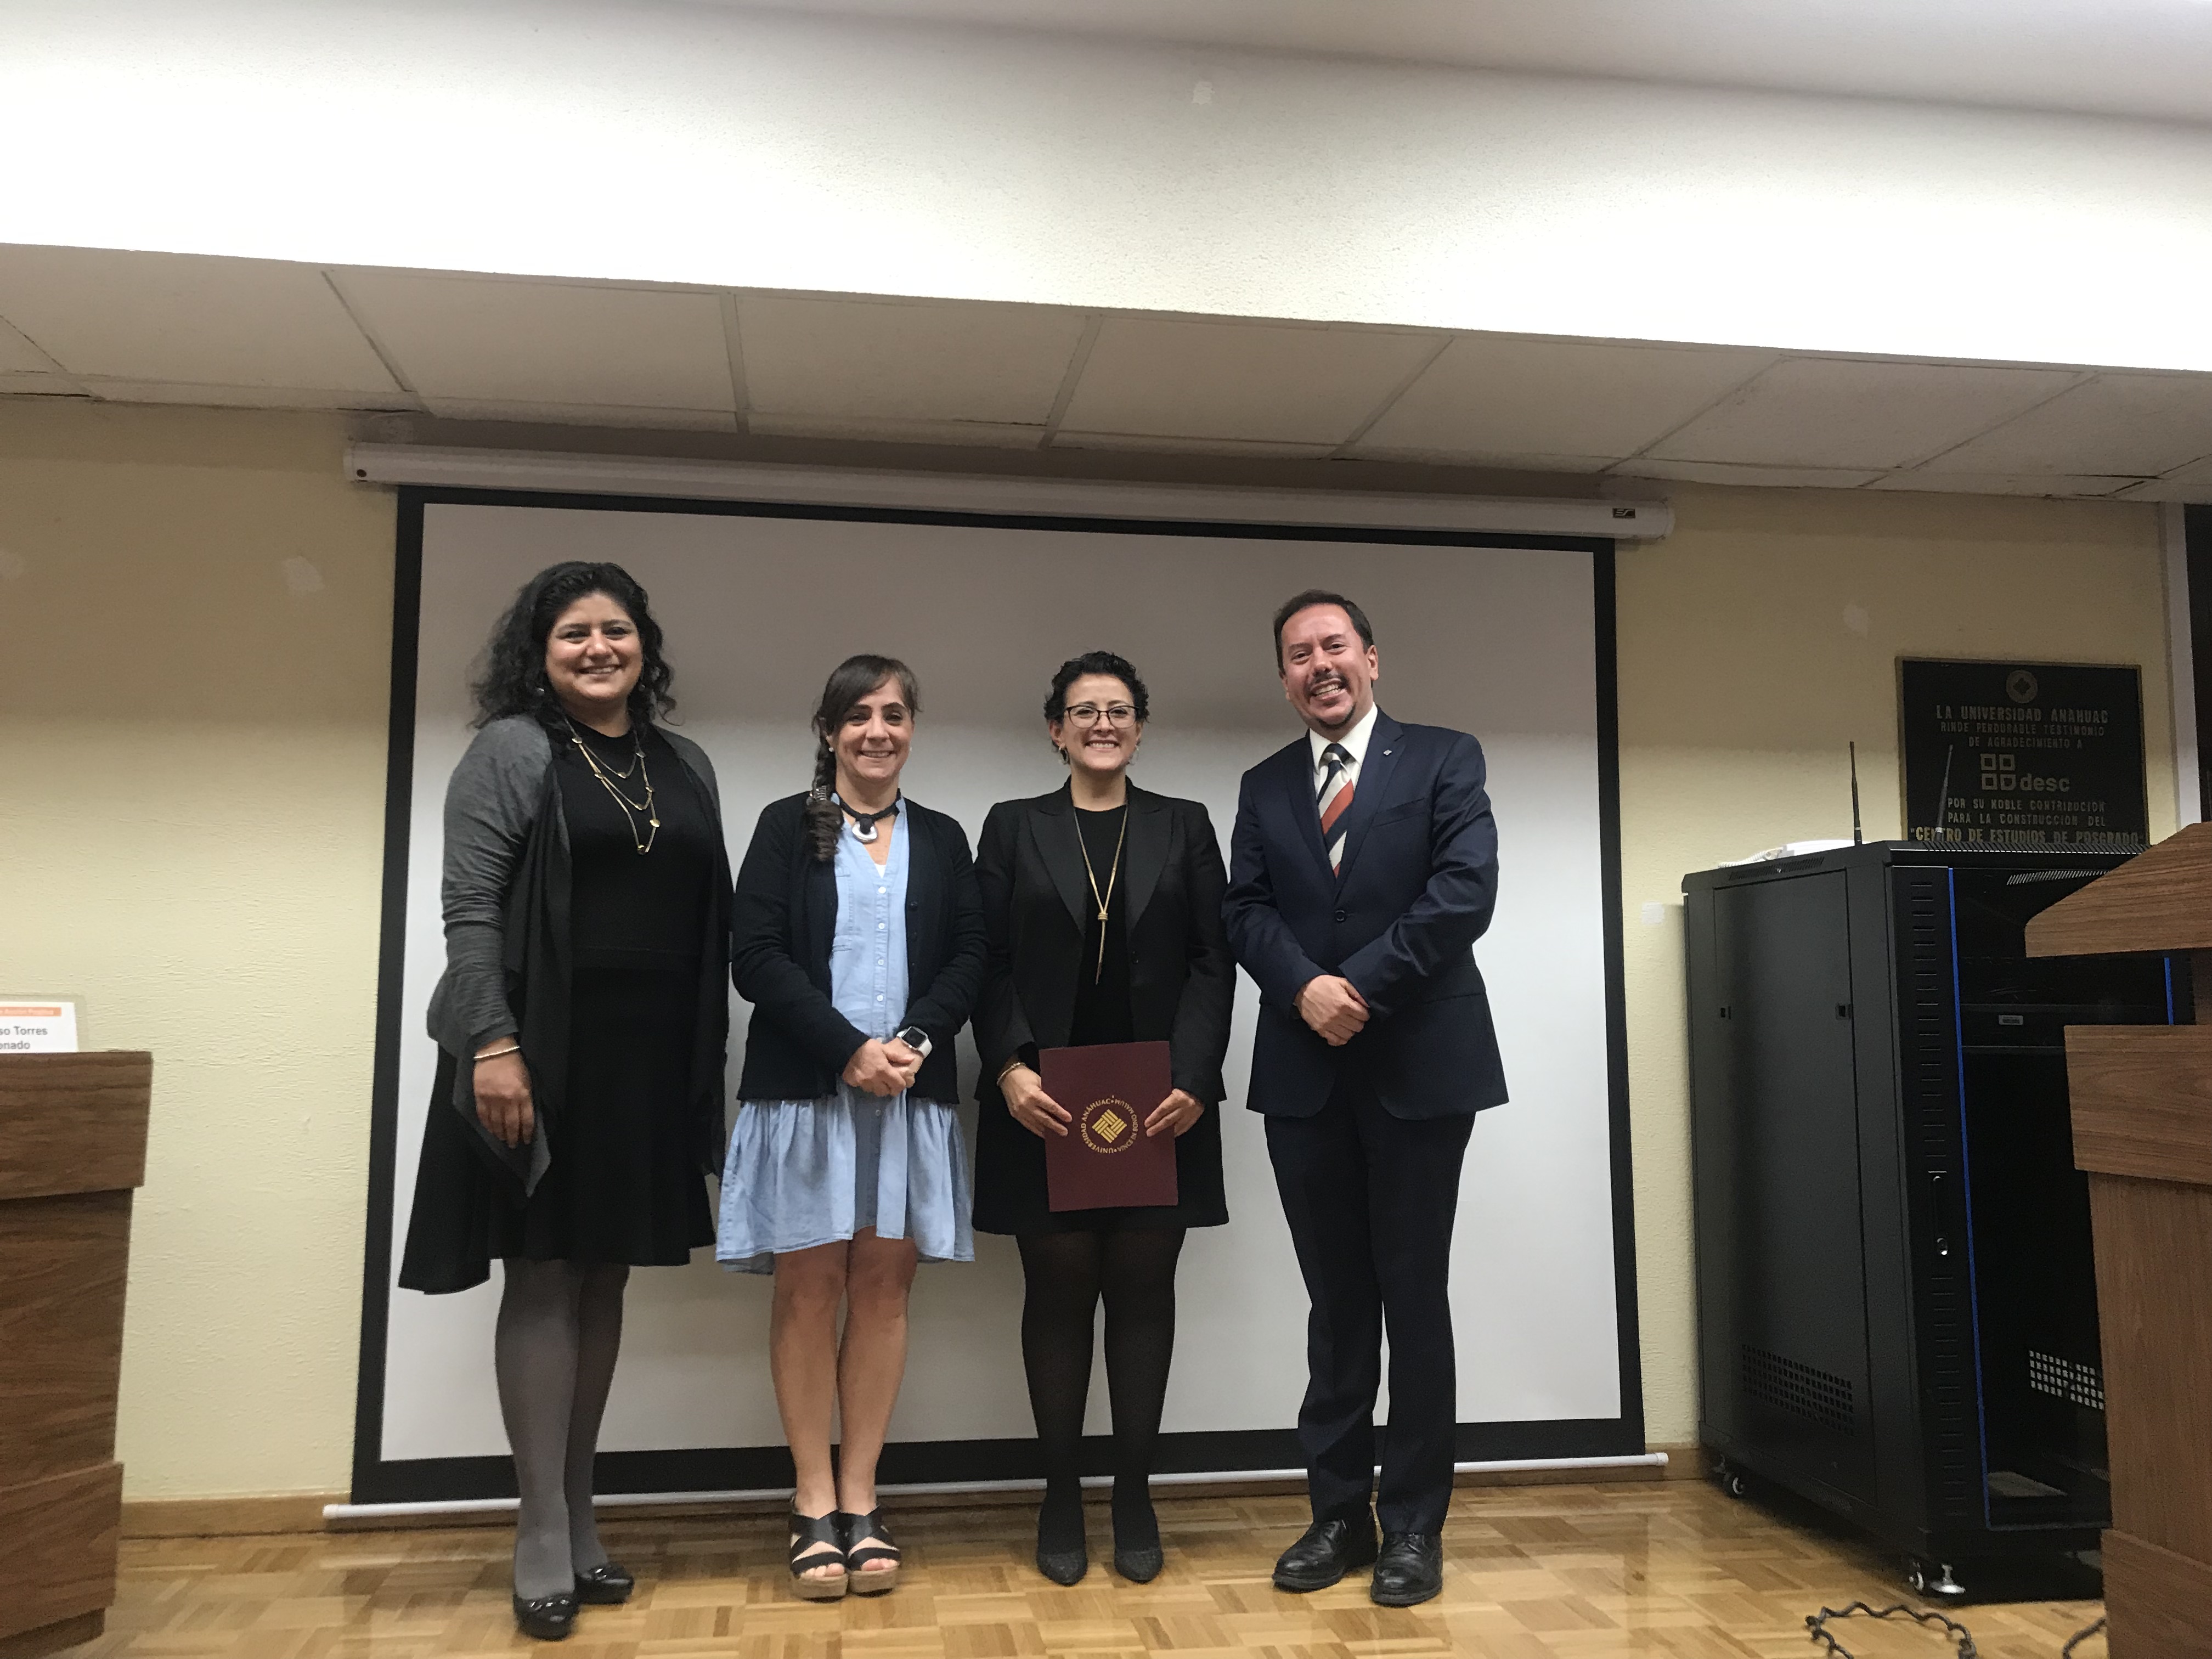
[1080,1096,1137,1155]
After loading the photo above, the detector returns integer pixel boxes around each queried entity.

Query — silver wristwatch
[894,1024,933,1058]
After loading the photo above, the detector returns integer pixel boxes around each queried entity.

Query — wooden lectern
[2027,825,2212,1657]
[0,1053,150,1658]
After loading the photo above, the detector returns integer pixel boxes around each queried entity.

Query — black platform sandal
[788,1505,849,1601]
[836,1508,901,1595]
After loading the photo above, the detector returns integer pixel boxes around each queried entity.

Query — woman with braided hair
[718,653,987,1598]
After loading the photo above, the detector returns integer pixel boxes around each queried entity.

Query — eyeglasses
[1064,703,1138,728]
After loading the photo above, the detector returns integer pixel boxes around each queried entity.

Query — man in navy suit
[1223,589,1506,1607]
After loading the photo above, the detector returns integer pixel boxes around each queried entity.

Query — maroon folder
[1040,1040,1178,1212]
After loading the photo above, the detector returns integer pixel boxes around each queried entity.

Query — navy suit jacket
[1223,711,1507,1120]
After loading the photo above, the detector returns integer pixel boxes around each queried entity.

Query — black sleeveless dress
[401,723,718,1285]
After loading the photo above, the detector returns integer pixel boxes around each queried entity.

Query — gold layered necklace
[1074,806,1127,983]
[566,718,659,855]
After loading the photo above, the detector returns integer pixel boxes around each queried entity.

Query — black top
[1069,804,1135,1047]
[970,781,1235,1234]
[730,791,988,1103]
[558,722,719,968]
[973,782,1234,1102]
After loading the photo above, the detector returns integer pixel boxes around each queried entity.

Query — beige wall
[0,402,2175,1496]
[0,403,394,1497]
[1615,484,2174,1443]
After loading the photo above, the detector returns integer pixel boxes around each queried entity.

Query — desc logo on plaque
[1080,1095,1138,1155]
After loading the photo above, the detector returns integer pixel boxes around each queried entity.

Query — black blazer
[973,781,1234,1105]
[1222,711,1506,1120]
[730,792,986,1104]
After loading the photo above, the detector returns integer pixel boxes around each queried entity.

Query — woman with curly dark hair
[971,650,1235,1587]
[399,561,731,1642]
[717,654,986,1600]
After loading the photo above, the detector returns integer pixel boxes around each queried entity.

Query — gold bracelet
[997,1056,1030,1084]
[473,1045,522,1062]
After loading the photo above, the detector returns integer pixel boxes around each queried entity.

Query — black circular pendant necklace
[837,792,901,843]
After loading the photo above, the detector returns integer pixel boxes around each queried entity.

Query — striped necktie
[1317,742,1355,873]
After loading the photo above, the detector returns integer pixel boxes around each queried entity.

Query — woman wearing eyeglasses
[972,651,1235,1587]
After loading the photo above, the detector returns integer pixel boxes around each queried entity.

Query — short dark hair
[1043,651,1149,763]
[471,561,675,729]
[1271,589,1374,669]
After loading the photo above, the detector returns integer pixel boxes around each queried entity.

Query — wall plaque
[1898,659,2146,849]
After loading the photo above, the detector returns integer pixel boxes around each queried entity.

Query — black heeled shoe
[1111,1487,1163,1583]
[512,1590,579,1640]
[835,1508,901,1595]
[1035,1493,1088,1586]
[573,1561,634,1605]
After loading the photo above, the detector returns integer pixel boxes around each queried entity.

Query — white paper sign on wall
[0,1001,78,1053]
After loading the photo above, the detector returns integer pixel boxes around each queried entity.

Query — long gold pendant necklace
[1074,807,1127,984]
[566,719,659,855]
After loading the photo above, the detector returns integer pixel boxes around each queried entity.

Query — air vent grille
[1741,1344,1856,1436]
[2028,1349,2104,1412]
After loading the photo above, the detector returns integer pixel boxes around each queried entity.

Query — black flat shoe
[1272,1514,1379,1593]
[512,1590,579,1640]
[573,1561,634,1604]
[1113,1541,1163,1583]
[1370,1532,1443,1607]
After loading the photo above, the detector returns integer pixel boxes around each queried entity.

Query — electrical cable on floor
[1803,1601,2107,1657]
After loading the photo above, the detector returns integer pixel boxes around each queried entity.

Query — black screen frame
[349,484,1643,1503]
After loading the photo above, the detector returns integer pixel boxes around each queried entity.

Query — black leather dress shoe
[1370,1532,1443,1607]
[512,1590,579,1640]
[573,1562,634,1604]
[1272,1515,1380,1592]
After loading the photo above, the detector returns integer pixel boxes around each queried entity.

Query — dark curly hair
[1043,651,1149,763]
[805,654,922,861]
[471,561,675,730]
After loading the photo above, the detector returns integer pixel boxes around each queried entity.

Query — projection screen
[351,487,1637,1503]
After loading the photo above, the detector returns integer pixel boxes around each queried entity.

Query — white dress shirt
[1308,701,1381,786]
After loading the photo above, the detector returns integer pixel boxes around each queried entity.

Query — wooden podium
[0,1053,150,1658]
[2027,826,2212,1657]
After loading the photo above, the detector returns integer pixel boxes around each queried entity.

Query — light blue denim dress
[716,804,974,1273]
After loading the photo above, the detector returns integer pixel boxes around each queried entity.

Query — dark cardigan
[730,792,986,1104]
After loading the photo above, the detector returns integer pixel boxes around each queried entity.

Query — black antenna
[1934,743,1955,845]
[1849,742,1864,845]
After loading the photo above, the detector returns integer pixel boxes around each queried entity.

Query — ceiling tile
[1645,358,2079,470]
[1865,470,2146,498]
[1614,458,1884,489]
[1915,373,2212,477]
[1049,430,1338,459]
[0,314,58,374]
[415,398,738,432]
[0,247,400,392]
[747,411,1043,448]
[1353,337,1768,461]
[335,273,735,411]
[72,378,418,411]
[0,371,84,396]
[1060,318,1436,445]
[2117,455,2212,503]
[738,296,1084,426]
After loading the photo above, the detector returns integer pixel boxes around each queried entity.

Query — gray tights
[495,1259,629,1600]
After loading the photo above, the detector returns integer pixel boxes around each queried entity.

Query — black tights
[1017,1227,1185,1553]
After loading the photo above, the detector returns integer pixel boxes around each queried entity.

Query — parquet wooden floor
[80,1482,2106,1659]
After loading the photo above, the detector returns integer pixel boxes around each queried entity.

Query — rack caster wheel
[1714,1463,1749,1499]
[1906,1559,1964,1599]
